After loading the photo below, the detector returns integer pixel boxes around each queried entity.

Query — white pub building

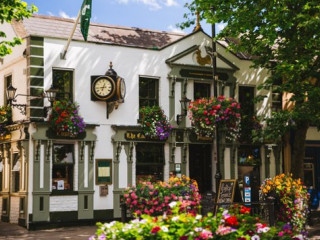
[0,14,285,228]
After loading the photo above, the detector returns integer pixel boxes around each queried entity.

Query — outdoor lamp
[177,97,191,125]
[6,84,27,115]
[6,84,17,104]
[45,85,58,104]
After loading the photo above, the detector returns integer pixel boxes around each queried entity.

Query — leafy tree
[0,0,37,57]
[181,1,320,179]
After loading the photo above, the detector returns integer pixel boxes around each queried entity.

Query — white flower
[169,201,177,208]
[172,216,179,222]
[194,227,203,232]
[222,210,229,216]
[161,226,169,232]
[196,215,202,220]
[251,235,260,240]
[104,221,116,228]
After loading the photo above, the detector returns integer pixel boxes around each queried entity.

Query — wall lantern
[176,96,191,125]
[6,84,59,116]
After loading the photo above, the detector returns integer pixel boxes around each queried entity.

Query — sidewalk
[0,222,97,240]
[307,223,320,240]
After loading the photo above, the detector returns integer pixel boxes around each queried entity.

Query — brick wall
[49,196,78,212]
[9,197,19,223]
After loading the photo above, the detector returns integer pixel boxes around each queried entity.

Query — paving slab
[0,222,97,240]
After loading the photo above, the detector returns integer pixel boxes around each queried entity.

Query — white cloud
[47,11,54,16]
[115,0,178,10]
[168,25,185,34]
[216,22,227,33]
[163,0,178,7]
[59,11,76,20]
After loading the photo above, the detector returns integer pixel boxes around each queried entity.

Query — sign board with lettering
[216,179,242,212]
[96,159,112,185]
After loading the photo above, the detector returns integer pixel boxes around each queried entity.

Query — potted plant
[139,105,172,140]
[260,174,309,233]
[48,100,86,137]
[188,96,241,138]
[121,175,201,217]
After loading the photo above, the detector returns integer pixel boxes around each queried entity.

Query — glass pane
[194,82,210,99]
[139,77,158,108]
[148,80,156,98]
[53,144,74,164]
[136,143,164,164]
[52,164,73,190]
[53,70,73,101]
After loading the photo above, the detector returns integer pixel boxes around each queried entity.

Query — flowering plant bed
[121,175,201,216]
[260,174,309,234]
[139,105,172,140]
[48,100,86,137]
[188,96,241,138]
[91,203,303,239]
[0,106,12,137]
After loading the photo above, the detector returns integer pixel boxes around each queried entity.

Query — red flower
[240,206,251,214]
[151,226,161,234]
[225,216,239,226]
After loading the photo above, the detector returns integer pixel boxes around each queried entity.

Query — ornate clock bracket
[106,101,120,119]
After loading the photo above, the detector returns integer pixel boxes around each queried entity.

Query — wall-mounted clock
[91,76,116,101]
[116,77,126,100]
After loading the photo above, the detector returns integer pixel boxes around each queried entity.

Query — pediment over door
[166,45,239,71]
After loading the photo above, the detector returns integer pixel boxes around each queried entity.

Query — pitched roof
[12,14,186,49]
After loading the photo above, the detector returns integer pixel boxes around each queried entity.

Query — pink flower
[199,230,213,239]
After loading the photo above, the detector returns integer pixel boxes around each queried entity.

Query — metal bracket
[106,101,120,119]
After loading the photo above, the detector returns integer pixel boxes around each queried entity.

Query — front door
[189,144,212,193]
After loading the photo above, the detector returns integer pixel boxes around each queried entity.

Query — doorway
[189,144,212,193]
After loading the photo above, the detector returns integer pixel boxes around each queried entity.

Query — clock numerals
[92,76,115,100]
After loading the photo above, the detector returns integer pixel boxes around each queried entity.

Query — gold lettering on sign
[125,131,146,140]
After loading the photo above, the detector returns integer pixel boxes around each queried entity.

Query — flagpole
[60,10,81,60]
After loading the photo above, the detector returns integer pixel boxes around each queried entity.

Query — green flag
[80,0,92,41]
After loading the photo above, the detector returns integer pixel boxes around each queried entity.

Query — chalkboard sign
[216,179,242,212]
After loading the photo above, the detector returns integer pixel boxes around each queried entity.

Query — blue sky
[23,0,225,35]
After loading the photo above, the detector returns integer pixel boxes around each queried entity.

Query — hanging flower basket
[0,106,12,138]
[48,100,86,137]
[188,96,241,138]
[139,105,172,140]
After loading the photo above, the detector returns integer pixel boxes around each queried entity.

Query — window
[4,75,12,105]
[52,144,74,191]
[238,86,256,143]
[11,153,20,193]
[52,69,73,101]
[194,82,211,99]
[239,86,255,116]
[139,77,158,107]
[0,155,3,192]
[136,143,164,182]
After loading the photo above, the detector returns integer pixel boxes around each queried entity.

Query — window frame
[51,143,75,193]
[4,74,12,106]
[11,152,20,193]
[52,68,74,101]
[139,76,159,108]
[136,143,164,182]
[193,81,211,100]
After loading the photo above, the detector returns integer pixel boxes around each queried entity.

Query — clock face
[117,77,126,99]
[92,76,115,100]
